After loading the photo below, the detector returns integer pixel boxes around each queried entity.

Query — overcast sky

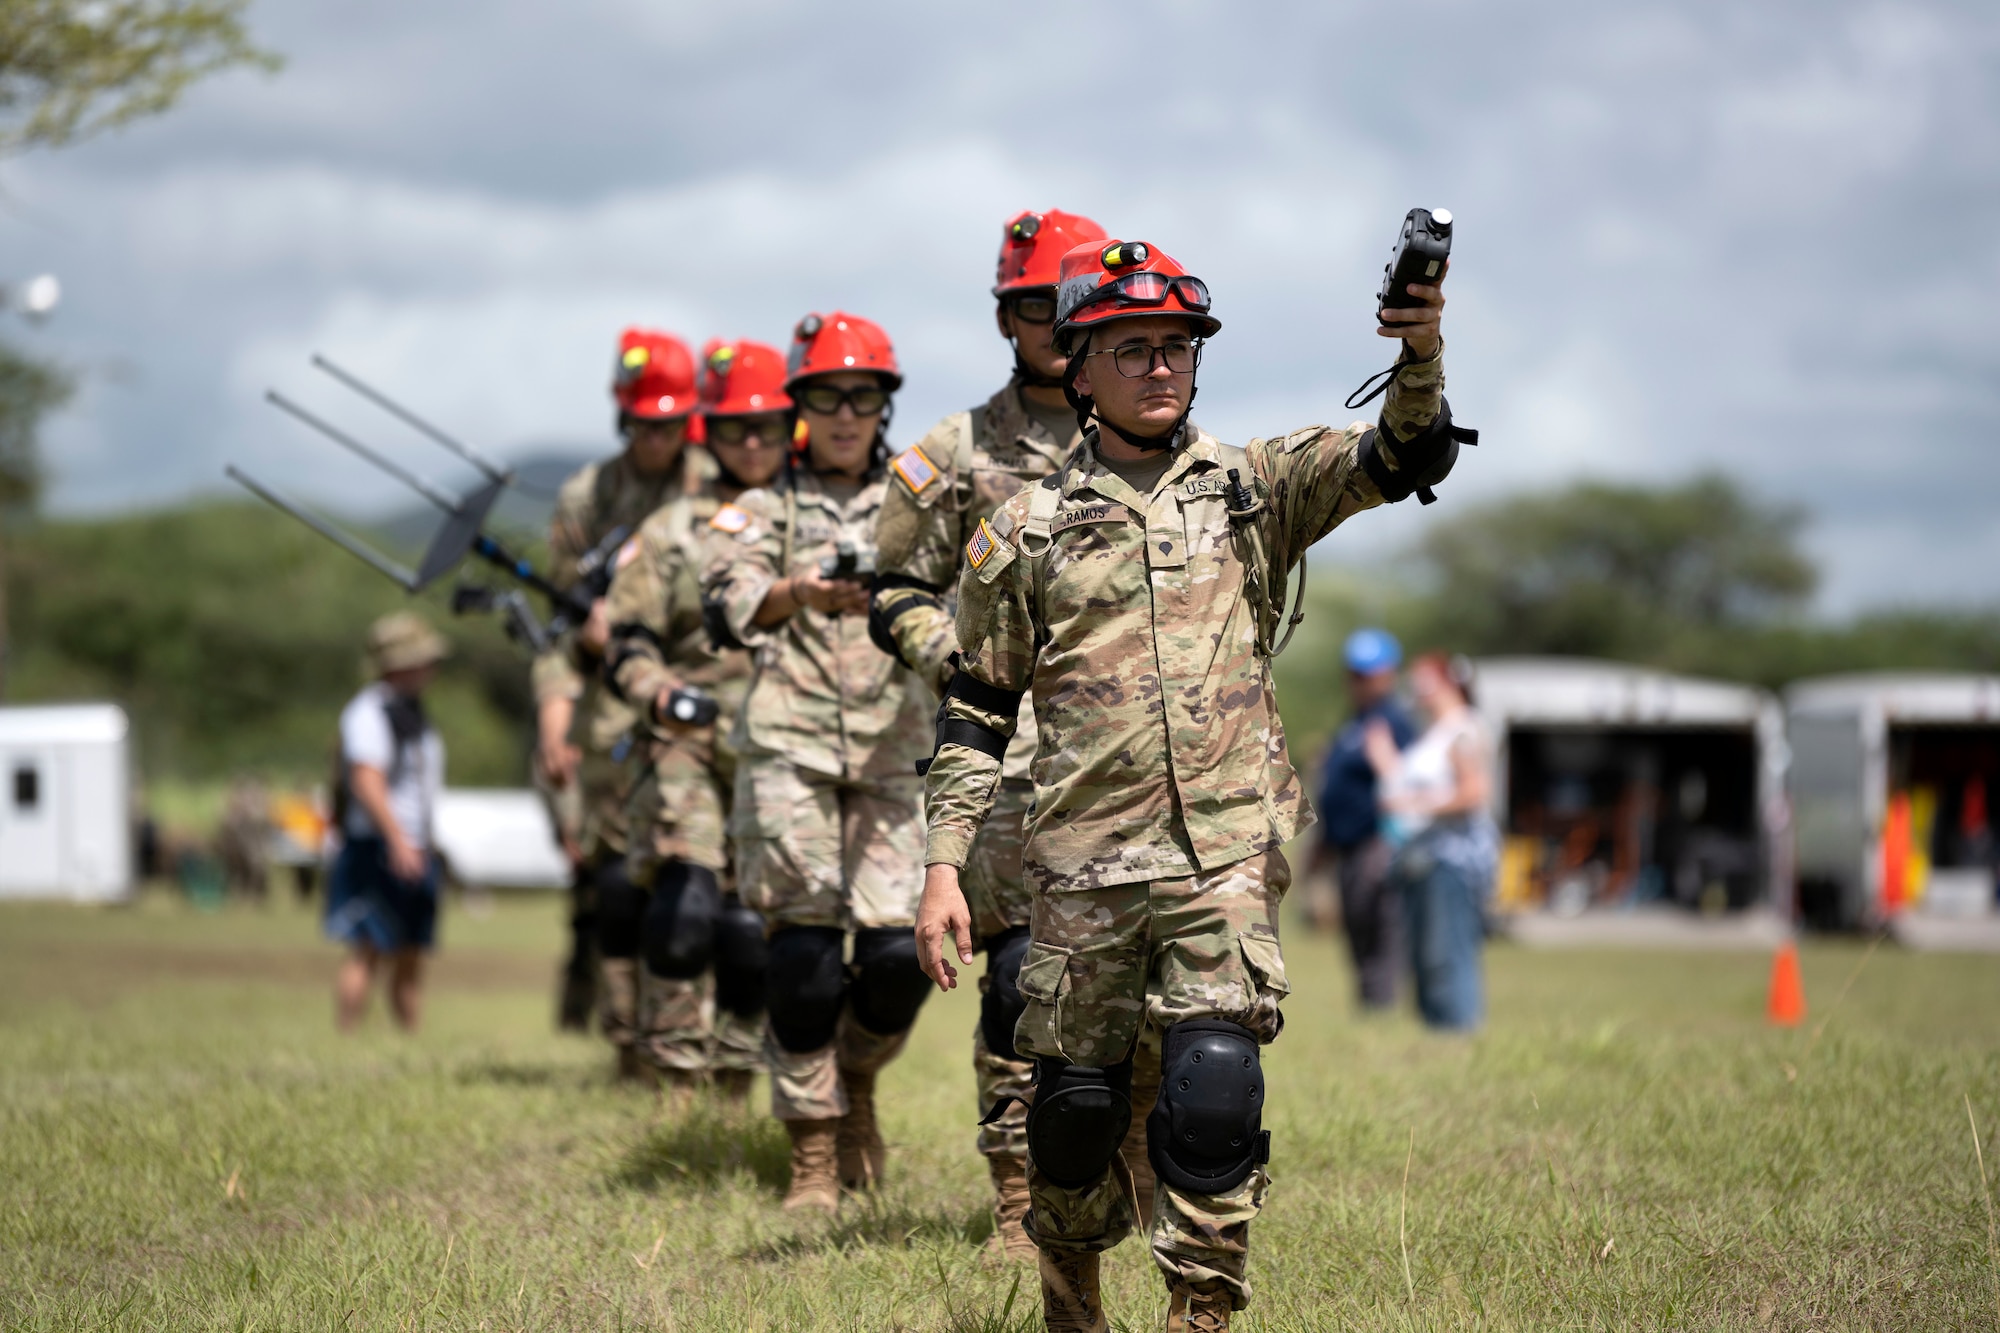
[3,0,1995,612]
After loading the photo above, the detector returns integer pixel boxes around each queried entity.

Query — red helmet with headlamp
[785,312,901,392]
[612,328,698,421]
[993,209,1108,296]
[698,338,792,416]
[1052,239,1221,355]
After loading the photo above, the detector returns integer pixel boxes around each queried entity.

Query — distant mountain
[372,444,604,553]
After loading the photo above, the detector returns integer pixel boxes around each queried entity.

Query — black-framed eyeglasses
[1070,271,1212,321]
[796,383,889,417]
[1087,338,1203,378]
[707,413,789,444]
[1003,291,1057,325]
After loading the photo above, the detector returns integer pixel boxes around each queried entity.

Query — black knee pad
[1027,1057,1133,1190]
[1147,1019,1269,1195]
[713,895,769,1021]
[766,926,847,1052]
[979,926,1032,1061]
[849,926,932,1036]
[642,860,721,980]
[594,861,647,960]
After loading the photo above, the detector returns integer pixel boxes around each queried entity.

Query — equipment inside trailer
[1497,725,1760,914]
[1881,724,2000,916]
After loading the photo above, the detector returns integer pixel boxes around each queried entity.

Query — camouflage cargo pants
[735,756,924,1120]
[968,779,1035,1158]
[627,740,762,1077]
[1015,849,1291,1311]
[638,971,764,1075]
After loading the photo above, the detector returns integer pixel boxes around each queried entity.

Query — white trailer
[0,704,132,901]
[1786,674,2000,941]
[1473,658,1790,937]
[431,788,568,890]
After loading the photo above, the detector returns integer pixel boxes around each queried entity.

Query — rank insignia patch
[710,504,751,534]
[966,518,997,569]
[890,445,939,494]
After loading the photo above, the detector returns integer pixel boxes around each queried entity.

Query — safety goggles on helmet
[1002,291,1058,325]
[795,382,890,417]
[1086,337,1204,379]
[706,412,790,445]
[1069,270,1212,322]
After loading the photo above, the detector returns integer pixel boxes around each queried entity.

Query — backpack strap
[1016,471,1062,558]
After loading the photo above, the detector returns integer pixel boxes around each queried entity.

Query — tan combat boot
[983,1153,1036,1263]
[1164,1282,1232,1332]
[781,1118,841,1214]
[712,1068,754,1103]
[1038,1247,1106,1333]
[836,1068,886,1189]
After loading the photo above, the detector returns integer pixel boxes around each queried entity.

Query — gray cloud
[2,0,1994,611]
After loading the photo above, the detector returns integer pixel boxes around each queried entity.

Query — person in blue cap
[1311,628,1418,1009]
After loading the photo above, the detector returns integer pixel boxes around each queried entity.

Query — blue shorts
[325,837,439,952]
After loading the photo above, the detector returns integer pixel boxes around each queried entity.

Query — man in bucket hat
[327,610,449,1032]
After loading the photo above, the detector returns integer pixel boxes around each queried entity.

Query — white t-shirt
[1384,709,1490,842]
[339,681,445,849]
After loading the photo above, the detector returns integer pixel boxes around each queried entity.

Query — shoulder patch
[614,535,643,570]
[890,446,940,495]
[965,518,999,570]
[709,504,751,534]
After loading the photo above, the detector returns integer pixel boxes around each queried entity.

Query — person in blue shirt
[1311,628,1418,1009]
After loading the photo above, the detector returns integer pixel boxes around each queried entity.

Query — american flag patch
[615,536,643,570]
[709,504,751,534]
[966,518,997,569]
[890,445,940,495]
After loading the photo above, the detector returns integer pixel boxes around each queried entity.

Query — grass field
[4,893,1999,1331]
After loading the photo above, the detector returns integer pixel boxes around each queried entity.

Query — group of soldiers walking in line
[529,206,1458,1332]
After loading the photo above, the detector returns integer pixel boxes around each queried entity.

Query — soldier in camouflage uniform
[601,339,791,1100]
[873,208,1161,1264]
[536,327,705,1081]
[702,313,934,1214]
[914,237,1466,1331]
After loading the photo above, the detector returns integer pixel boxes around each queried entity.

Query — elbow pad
[1361,396,1479,505]
[867,572,944,668]
[701,593,746,652]
[914,669,1024,776]
[602,623,666,703]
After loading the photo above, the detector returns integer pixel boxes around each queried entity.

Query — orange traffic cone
[1766,940,1807,1027]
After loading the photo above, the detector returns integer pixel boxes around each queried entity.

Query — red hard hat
[698,338,792,415]
[785,312,901,391]
[1052,239,1221,354]
[993,209,1108,296]
[612,328,698,420]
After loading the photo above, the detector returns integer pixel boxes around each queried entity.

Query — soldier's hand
[915,863,975,991]
[537,735,581,789]
[578,598,611,653]
[1378,259,1446,361]
[794,573,871,617]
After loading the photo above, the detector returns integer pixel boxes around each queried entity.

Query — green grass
[3,894,1998,1331]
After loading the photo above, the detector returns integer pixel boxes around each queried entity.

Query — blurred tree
[0,0,278,152]
[0,0,276,693]
[1411,473,1818,660]
[4,502,534,782]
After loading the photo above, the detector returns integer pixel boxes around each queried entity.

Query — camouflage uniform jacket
[924,350,1445,889]
[702,465,931,782]
[602,484,752,761]
[532,449,707,856]
[873,378,1079,782]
